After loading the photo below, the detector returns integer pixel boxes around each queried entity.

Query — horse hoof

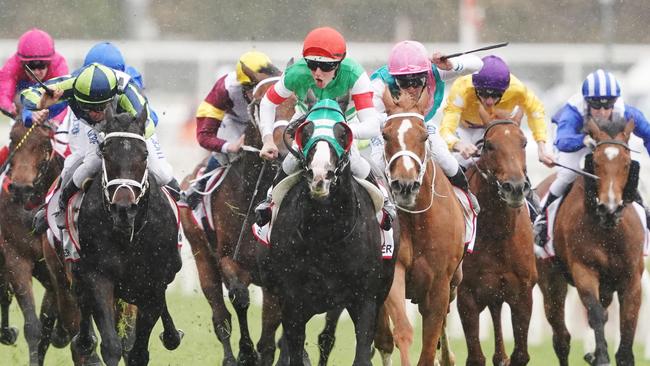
[584,352,610,366]
[50,327,71,348]
[0,327,19,345]
[159,329,184,350]
[71,334,97,356]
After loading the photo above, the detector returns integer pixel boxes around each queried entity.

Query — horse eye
[382,132,388,141]
[484,141,494,151]
[522,140,527,148]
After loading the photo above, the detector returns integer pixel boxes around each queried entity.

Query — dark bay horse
[257,100,395,366]
[71,107,183,366]
[537,117,644,366]
[458,117,537,366]
[179,67,295,365]
[375,90,464,366]
[0,120,63,365]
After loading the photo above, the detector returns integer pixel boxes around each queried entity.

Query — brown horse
[457,117,537,366]
[0,120,63,366]
[179,66,295,365]
[537,117,644,366]
[375,89,465,366]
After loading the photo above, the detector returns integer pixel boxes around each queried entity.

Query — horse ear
[334,122,353,152]
[622,118,635,141]
[585,116,602,139]
[382,87,397,112]
[511,106,524,126]
[286,57,295,68]
[135,105,148,135]
[104,103,114,123]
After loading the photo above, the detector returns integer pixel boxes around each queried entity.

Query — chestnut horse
[179,66,296,365]
[375,89,465,366]
[536,117,644,366]
[457,117,537,366]
[0,120,63,366]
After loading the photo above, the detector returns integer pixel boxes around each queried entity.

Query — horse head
[247,62,295,159]
[475,114,529,208]
[381,87,429,208]
[292,100,353,200]
[584,116,635,227]
[6,120,55,207]
[100,105,149,235]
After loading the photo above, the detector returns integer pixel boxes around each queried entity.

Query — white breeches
[548,147,590,197]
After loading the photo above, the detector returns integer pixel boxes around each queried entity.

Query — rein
[101,132,149,205]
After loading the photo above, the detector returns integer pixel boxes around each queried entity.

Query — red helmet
[302,27,346,62]
[17,28,55,62]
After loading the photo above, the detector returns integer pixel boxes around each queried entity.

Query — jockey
[22,63,180,228]
[0,28,68,167]
[369,40,483,213]
[183,50,281,209]
[256,26,395,229]
[533,69,650,247]
[439,55,555,216]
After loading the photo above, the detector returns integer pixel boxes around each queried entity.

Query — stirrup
[32,207,48,235]
[255,199,272,226]
[532,218,548,247]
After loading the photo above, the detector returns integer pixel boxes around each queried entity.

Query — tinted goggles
[79,102,108,113]
[395,75,426,89]
[305,59,340,72]
[476,88,504,100]
[24,60,50,70]
[586,97,617,110]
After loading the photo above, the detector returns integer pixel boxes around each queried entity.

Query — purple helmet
[472,55,510,92]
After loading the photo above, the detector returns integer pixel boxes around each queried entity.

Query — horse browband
[595,139,630,151]
[481,120,517,139]
[385,112,425,123]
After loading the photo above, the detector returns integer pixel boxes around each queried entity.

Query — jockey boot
[183,179,206,210]
[32,205,48,235]
[533,193,559,248]
[56,181,80,229]
[365,173,396,231]
[254,169,288,226]
[525,176,541,223]
[447,168,480,215]
[164,178,182,201]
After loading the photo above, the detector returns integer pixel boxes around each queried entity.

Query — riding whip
[0,107,15,119]
[440,42,509,61]
[233,160,268,261]
[23,64,55,96]
[550,161,600,180]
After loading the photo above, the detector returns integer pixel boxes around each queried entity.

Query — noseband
[101,132,149,205]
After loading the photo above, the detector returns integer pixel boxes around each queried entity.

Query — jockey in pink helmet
[0,28,68,166]
[369,40,483,214]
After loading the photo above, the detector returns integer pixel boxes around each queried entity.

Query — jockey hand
[31,109,50,125]
[454,141,478,159]
[537,141,555,168]
[226,134,245,153]
[431,52,453,71]
[36,88,63,110]
[260,134,278,160]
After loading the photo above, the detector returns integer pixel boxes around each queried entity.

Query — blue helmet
[582,69,621,99]
[125,65,144,89]
[84,42,125,72]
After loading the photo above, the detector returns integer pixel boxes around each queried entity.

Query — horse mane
[587,115,628,138]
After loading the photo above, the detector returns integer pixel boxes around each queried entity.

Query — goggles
[586,97,617,110]
[476,88,504,100]
[305,59,340,72]
[24,60,50,70]
[78,101,109,113]
[395,75,427,89]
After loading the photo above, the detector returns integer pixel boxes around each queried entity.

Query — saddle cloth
[452,187,479,253]
[252,173,396,259]
[536,193,650,259]
[177,165,229,232]
[45,186,183,262]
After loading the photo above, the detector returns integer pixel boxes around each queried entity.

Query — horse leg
[85,275,121,366]
[508,284,533,366]
[458,284,486,366]
[5,254,41,366]
[36,287,58,365]
[347,299,378,366]
[615,276,642,366]
[70,282,100,366]
[42,238,76,348]
[127,299,164,366]
[572,266,609,366]
[0,269,18,345]
[317,307,343,366]
[257,292,282,366]
[437,326,455,366]
[536,259,570,366]
[281,305,309,366]
[222,257,258,366]
[417,280,451,366]
[488,303,508,366]
[373,304,394,366]
[384,263,412,366]
[158,301,183,350]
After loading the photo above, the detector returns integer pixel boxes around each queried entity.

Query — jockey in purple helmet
[370,40,483,213]
[533,69,650,248]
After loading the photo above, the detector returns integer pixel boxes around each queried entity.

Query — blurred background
[2,0,650,364]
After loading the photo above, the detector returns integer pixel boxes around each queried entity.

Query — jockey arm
[518,83,554,165]
[349,72,380,140]
[624,105,650,154]
[435,54,484,81]
[194,76,237,153]
[439,78,466,150]
[552,104,587,153]
[20,75,73,126]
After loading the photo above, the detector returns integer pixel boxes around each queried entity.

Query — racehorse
[70,106,183,366]
[374,89,465,366]
[0,119,63,365]
[457,116,537,366]
[536,117,645,366]
[178,65,294,365]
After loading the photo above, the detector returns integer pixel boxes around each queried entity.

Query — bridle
[101,132,149,205]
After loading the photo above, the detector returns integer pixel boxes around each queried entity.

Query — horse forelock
[591,115,628,139]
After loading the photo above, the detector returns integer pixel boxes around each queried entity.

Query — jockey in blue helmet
[533,69,650,249]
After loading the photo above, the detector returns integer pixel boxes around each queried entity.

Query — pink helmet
[388,40,431,76]
[17,28,55,62]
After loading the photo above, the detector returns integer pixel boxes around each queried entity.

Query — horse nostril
[502,182,513,192]
[7,183,15,192]
[412,182,421,191]
[391,180,401,192]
